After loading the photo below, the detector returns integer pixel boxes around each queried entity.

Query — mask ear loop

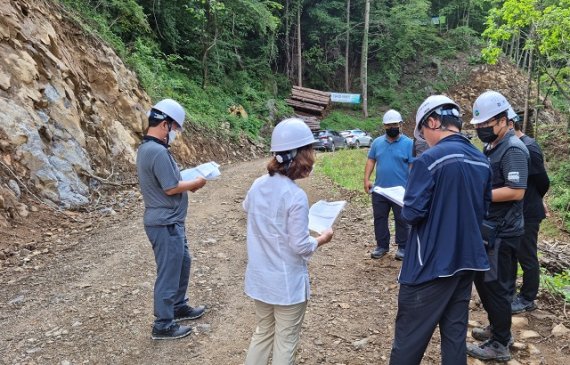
[274,150,298,175]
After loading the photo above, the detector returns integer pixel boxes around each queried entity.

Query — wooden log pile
[294,115,321,131]
[286,86,331,121]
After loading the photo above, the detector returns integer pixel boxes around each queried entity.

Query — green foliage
[320,111,381,136]
[541,268,570,302]
[548,159,570,231]
[313,149,370,204]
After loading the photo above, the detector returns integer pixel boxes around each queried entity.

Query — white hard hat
[507,107,517,120]
[470,91,511,125]
[270,118,314,152]
[151,99,185,129]
[414,95,460,141]
[382,109,402,125]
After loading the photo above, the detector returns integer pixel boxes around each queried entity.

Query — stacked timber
[295,115,320,131]
[286,86,331,119]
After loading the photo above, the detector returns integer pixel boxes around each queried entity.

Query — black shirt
[520,135,550,222]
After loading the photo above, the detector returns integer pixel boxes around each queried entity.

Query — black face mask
[386,127,400,138]
[476,126,499,143]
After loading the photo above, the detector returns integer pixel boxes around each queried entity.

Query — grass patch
[541,268,570,303]
[313,149,371,204]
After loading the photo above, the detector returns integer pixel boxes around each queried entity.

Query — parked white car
[341,129,373,148]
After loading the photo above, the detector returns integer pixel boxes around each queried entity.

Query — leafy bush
[541,268,570,302]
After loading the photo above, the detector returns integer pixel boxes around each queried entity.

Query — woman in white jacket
[243,118,334,365]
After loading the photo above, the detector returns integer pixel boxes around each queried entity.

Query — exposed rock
[511,316,529,329]
[551,323,569,337]
[520,330,541,339]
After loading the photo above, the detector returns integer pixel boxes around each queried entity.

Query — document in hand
[308,200,347,234]
[372,186,405,207]
[180,161,221,181]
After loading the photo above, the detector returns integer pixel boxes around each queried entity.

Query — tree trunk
[285,0,291,81]
[534,71,539,136]
[523,46,534,133]
[296,1,302,87]
[345,0,351,92]
[361,0,370,118]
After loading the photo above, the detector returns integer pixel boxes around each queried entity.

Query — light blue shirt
[368,134,414,188]
[243,174,318,305]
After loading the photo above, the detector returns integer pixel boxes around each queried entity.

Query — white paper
[308,200,347,234]
[180,161,221,181]
[372,186,405,207]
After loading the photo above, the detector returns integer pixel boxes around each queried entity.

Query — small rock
[551,323,570,337]
[520,330,541,339]
[195,323,211,333]
[468,320,482,328]
[506,360,522,365]
[511,342,526,351]
[72,321,82,327]
[527,344,541,355]
[8,294,25,305]
[8,180,20,198]
[61,361,71,365]
[17,203,29,218]
[352,337,368,350]
[511,316,528,329]
[338,303,350,309]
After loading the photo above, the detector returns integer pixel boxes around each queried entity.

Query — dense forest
[57,0,570,228]
[57,0,568,130]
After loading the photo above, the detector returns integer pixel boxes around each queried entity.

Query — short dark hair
[267,144,315,180]
[425,107,462,131]
[148,108,173,128]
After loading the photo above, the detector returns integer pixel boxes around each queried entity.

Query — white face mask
[168,130,177,144]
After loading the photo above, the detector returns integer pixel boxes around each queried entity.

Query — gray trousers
[145,223,191,330]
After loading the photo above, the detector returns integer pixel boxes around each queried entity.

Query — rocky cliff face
[0,0,150,211]
[0,0,263,221]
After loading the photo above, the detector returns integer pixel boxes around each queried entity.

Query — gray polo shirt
[136,138,188,226]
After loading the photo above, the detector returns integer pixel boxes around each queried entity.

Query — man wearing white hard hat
[243,118,334,364]
[389,95,492,365]
[467,91,529,362]
[136,99,207,340]
[364,109,413,261]
[506,109,549,314]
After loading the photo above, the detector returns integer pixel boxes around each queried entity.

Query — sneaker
[466,339,511,362]
[151,323,192,340]
[395,248,405,261]
[511,295,537,314]
[174,305,206,322]
[371,247,388,259]
[471,325,514,347]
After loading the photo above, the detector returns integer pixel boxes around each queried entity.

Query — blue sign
[330,93,361,104]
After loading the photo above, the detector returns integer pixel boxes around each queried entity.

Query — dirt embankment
[1,159,569,365]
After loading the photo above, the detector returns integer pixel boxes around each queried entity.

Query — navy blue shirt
[399,134,492,285]
[368,134,414,188]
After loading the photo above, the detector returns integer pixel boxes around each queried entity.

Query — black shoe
[151,323,192,340]
[174,305,206,322]
[511,295,537,314]
[371,247,388,259]
[466,339,511,362]
[395,248,405,261]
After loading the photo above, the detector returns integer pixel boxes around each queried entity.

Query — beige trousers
[245,300,308,365]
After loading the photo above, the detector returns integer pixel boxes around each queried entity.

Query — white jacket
[243,174,318,305]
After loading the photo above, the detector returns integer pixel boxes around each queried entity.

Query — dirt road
[1,158,568,364]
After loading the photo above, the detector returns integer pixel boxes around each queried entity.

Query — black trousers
[474,236,519,346]
[389,271,475,365]
[512,221,541,301]
[372,193,408,250]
